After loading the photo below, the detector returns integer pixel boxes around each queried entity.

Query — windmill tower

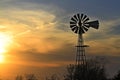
[70,13,99,65]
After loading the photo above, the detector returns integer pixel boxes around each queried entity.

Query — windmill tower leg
[76,34,87,65]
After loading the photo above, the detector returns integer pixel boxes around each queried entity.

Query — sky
[0,0,120,79]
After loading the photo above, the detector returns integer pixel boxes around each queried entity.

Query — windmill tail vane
[85,20,99,29]
[70,13,99,65]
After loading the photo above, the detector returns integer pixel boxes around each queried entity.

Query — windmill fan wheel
[70,13,90,34]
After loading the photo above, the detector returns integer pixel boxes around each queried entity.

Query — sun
[0,55,4,63]
[0,34,11,53]
[0,33,13,63]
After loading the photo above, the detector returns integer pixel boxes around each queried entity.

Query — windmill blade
[81,27,85,33]
[71,17,77,23]
[79,26,85,34]
[71,27,76,31]
[84,24,90,28]
[82,15,87,21]
[73,15,78,21]
[85,20,99,29]
[77,14,80,21]
[74,27,79,33]
[70,25,76,29]
[70,21,76,24]
[80,14,84,20]
[83,26,89,32]
[83,18,89,23]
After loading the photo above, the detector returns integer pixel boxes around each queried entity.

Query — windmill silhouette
[70,13,99,65]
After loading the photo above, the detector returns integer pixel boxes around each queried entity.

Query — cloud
[0,1,119,58]
[0,6,64,54]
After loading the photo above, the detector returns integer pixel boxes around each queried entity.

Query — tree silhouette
[113,70,120,80]
[16,75,23,80]
[46,74,59,80]
[64,58,107,80]
[64,64,75,80]
[25,74,37,80]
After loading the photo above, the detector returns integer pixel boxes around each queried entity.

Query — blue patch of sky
[17,0,120,19]
[2,0,120,20]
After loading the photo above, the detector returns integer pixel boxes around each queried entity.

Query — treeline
[14,58,120,80]
[47,58,120,80]
[15,74,37,80]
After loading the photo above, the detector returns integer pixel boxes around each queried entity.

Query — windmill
[70,13,99,65]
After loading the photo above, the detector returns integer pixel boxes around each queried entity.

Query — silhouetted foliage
[64,64,75,80]
[16,75,23,80]
[64,58,107,80]
[46,74,59,80]
[112,70,120,80]
[26,74,37,80]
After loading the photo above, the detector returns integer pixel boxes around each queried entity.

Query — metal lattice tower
[70,13,99,65]
[76,34,88,65]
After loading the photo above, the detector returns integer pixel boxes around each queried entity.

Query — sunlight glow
[0,55,4,63]
[0,33,13,63]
